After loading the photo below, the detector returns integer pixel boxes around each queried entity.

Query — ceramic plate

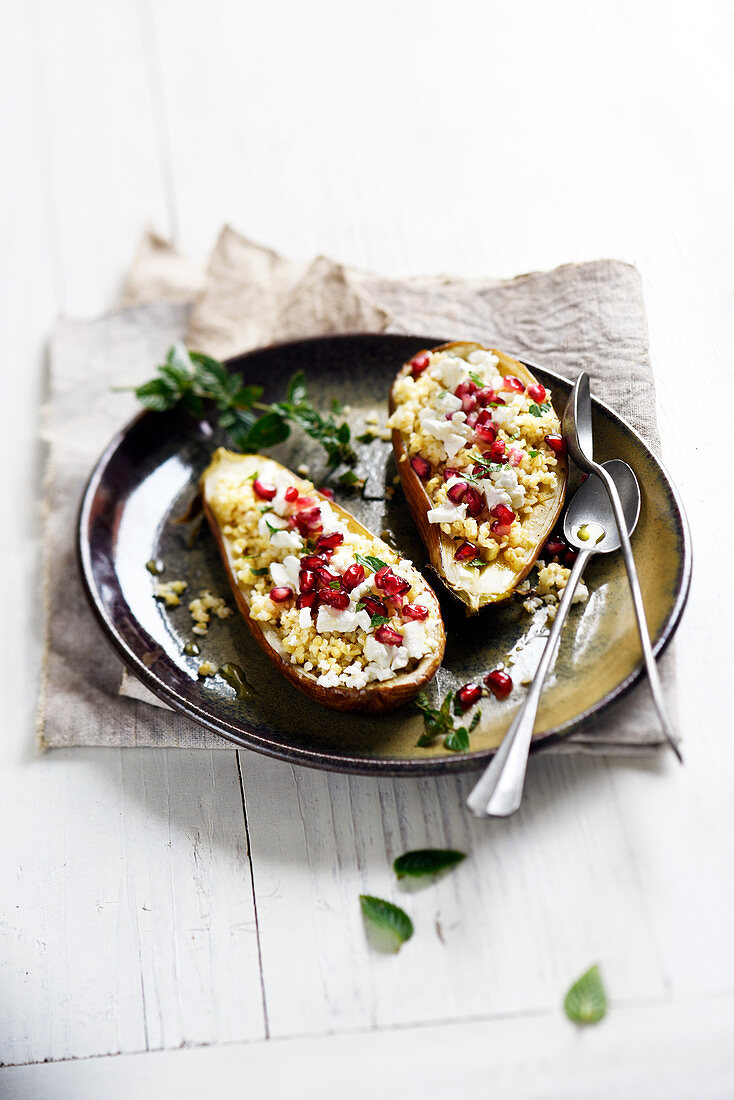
[78,334,691,774]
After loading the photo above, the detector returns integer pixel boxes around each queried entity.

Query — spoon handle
[466,549,592,818]
[591,461,683,764]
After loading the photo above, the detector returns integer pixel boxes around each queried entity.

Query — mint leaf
[468,710,481,732]
[564,965,607,1025]
[359,896,413,951]
[393,849,466,879]
[244,412,291,449]
[251,567,270,576]
[529,449,539,458]
[528,401,551,418]
[356,430,378,443]
[355,553,388,573]
[444,726,470,752]
[338,470,365,488]
[370,614,390,628]
[287,370,308,404]
[135,377,179,411]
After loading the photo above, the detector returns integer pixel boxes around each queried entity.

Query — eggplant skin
[200,450,446,712]
[389,342,568,614]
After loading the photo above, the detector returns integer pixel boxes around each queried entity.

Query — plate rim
[77,333,692,775]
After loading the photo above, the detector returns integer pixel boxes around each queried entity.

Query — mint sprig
[360,896,413,951]
[563,965,607,1025]
[127,346,356,468]
[414,691,477,753]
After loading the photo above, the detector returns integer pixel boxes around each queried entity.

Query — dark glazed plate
[78,334,691,775]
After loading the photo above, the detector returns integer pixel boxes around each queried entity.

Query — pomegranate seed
[269,586,292,603]
[484,669,513,699]
[411,456,431,480]
[315,532,344,552]
[491,504,516,526]
[454,380,478,398]
[402,604,429,621]
[375,624,403,646]
[475,408,493,425]
[455,542,480,562]
[463,487,484,517]
[488,440,506,461]
[253,478,277,501]
[410,352,430,376]
[284,485,299,502]
[491,520,512,538]
[545,434,566,455]
[319,487,335,500]
[465,410,479,428]
[447,480,468,505]
[296,591,318,610]
[374,566,391,589]
[564,550,578,566]
[476,387,503,406]
[443,467,460,482]
[544,538,566,558]
[295,496,316,508]
[320,588,350,610]
[389,593,406,610]
[300,553,327,570]
[461,393,478,414]
[475,423,497,444]
[457,683,482,711]
[381,571,411,598]
[361,594,388,617]
[299,568,317,593]
[502,376,525,393]
[508,447,523,467]
[341,563,365,590]
[472,464,490,478]
[527,382,546,403]
[294,506,323,536]
[316,565,341,584]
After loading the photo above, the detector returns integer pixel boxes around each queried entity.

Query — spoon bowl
[563,459,641,553]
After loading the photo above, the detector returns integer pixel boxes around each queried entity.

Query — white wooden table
[2,1,733,1096]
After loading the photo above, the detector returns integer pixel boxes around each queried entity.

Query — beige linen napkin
[38,228,678,752]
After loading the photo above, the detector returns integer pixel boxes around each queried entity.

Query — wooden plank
[5,993,734,1098]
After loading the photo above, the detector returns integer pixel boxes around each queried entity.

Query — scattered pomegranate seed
[455,542,480,562]
[508,447,523,467]
[341,563,365,590]
[475,387,496,407]
[544,538,566,558]
[318,486,335,500]
[443,467,460,482]
[545,434,566,455]
[472,464,490,479]
[375,624,403,646]
[299,568,317,593]
[301,553,327,570]
[316,565,341,585]
[295,496,316,508]
[315,532,344,553]
[253,478,277,501]
[293,506,323,536]
[527,382,546,403]
[475,423,497,444]
[461,393,478,414]
[475,408,493,426]
[502,376,525,393]
[320,588,350,610]
[447,480,469,505]
[484,669,513,699]
[374,566,391,589]
[465,410,479,428]
[457,683,482,711]
[402,604,429,621]
[491,503,516,526]
[284,485,299,503]
[361,594,388,618]
[463,487,484,517]
[296,591,318,610]
[410,352,430,376]
[411,456,431,480]
[455,380,478,398]
[491,520,511,538]
[381,571,411,598]
[487,440,506,461]
[269,586,292,603]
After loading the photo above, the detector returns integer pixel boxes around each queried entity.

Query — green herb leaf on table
[359,895,413,951]
[444,726,470,753]
[468,710,481,732]
[564,965,608,1025]
[393,849,466,879]
[338,470,365,489]
[356,430,378,444]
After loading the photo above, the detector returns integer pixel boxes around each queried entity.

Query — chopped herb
[528,401,551,418]
[469,710,481,731]
[265,520,281,535]
[356,430,378,443]
[356,553,389,573]
[259,504,273,513]
[359,895,413,951]
[393,849,466,879]
[125,347,356,467]
[529,449,539,458]
[338,469,365,489]
[444,726,470,752]
[251,566,270,576]
[246,470,259,482]
[145,558,164,575]
[370,614,390,628]
[564,965,607,1025]
[329,580,343,590]
[437,389,448,398]
[468,371,483,385]
[183,642,200,656]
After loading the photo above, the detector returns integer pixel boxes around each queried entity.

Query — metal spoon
[563,372,682,763]
[467,460,641,819]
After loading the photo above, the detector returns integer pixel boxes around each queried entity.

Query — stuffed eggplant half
[201,449,445,711]
[387,342,567,613]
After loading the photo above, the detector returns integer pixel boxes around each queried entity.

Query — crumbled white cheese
[427,501,467,524]
[315,606,371,635]
[270,528,303,550]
